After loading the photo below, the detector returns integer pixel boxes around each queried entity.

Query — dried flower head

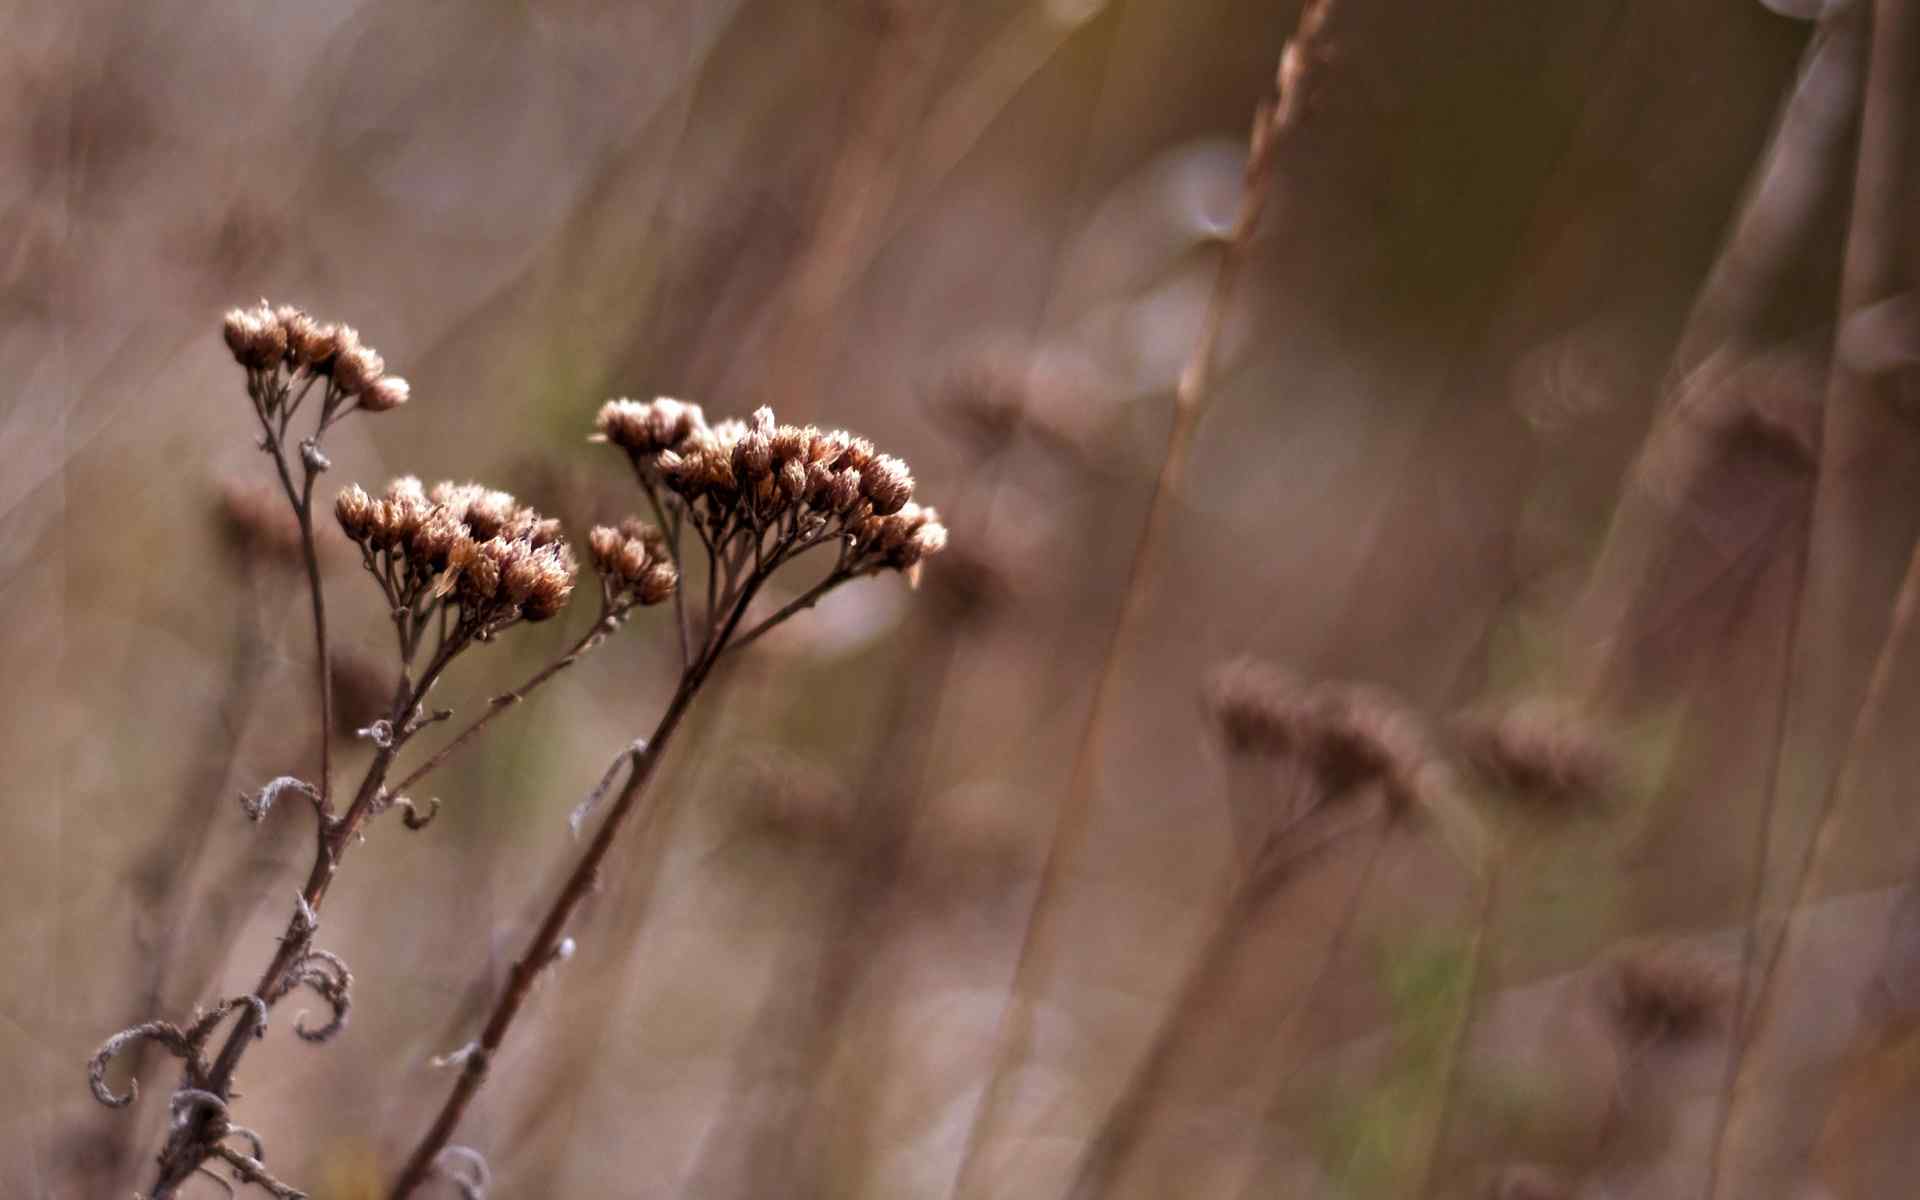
[598,398,946,589]
[222,301,286,370]
[361,375,411,413]
[220,300,407,427]
[586,519,679,610]
[330,328,385,396]
[1202,658,1315,757]
[593,396,706,457]
[1308,682,1443,815]
[1201,659,1441,815]
[336,477,577,633]
[1604,942,1733,1048]
[1454,698,1622,817]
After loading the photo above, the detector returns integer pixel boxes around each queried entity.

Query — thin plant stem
[1705,1,1920,1190]
[1708,530,1920,1193]
[1225,821,1390,1199]
[389,609,621,797]
[389,572,772,1197]
[260,406,334,807]
[946,41,1299,1196]
[1408,856,1501,1200]
[724,568,852,656]
[1066,803,1385,1200]
[148,639,465,1197]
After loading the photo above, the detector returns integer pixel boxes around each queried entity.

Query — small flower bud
[274,306,318,368]
[861,455,914,515]
[292,320,342,373]
[588,526,623,575]
[360,375,410,412]
[616,540,651,581]
[779,458,808,502]
[409,509,467,571]
[637,562,679,605]
[335,485,374,541]
[828,469,862,514]
[522,545,577,621]
[333,341,385,396]
[771,424,811,463]
[222,302,285,370]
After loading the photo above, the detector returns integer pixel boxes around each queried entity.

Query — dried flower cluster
[1454,699,1623,817]
[98,301,953,1200]
[587,519,680,610]
[387,397,949,1194]
[336,478,579,636]
[597,397,948,584]
[224,300,409,422]
[1202,659,1438,814]
[1605,942,1734,1048]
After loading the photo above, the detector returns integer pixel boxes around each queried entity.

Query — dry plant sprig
[1068,665,1433,1199]
[1412,698,1623,1200]
[89,998,305,1198]
[89,304,674,1200]
[389,398,947,1197]
[224,300,412,812]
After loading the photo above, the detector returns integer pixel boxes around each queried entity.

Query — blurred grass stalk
[947,8,1322,1194]
[1708,0,1920,1193]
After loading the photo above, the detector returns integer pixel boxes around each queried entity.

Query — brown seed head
[1203,658,1316,757]
[1309,683,1439,814]
[590,519,677,607]
[360,375,410,412]
[295,321,343,373]
[1604,942,1733,1048]
[594,396,707,456]
[638,562,679,605]
[779,457,808,502]
[1202,660,1440,814]
[334,484,375,542]
[332,337,385,396]
[409,508,468,572]
[587,525,623,575]
[615,540,650,580]
[828,469,863,514]
[275,306,319,369]
[453,537,501,602]
[1455,699,1622,818]
[462,487,521,540]
[222,301,285,370]
[771,424,811,463]
[521,543,577,621]
[861,454,914,515]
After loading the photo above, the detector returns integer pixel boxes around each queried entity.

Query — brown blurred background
[9,0,1918,1196]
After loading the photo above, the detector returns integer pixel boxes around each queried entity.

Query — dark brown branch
[389,569,770,1197]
